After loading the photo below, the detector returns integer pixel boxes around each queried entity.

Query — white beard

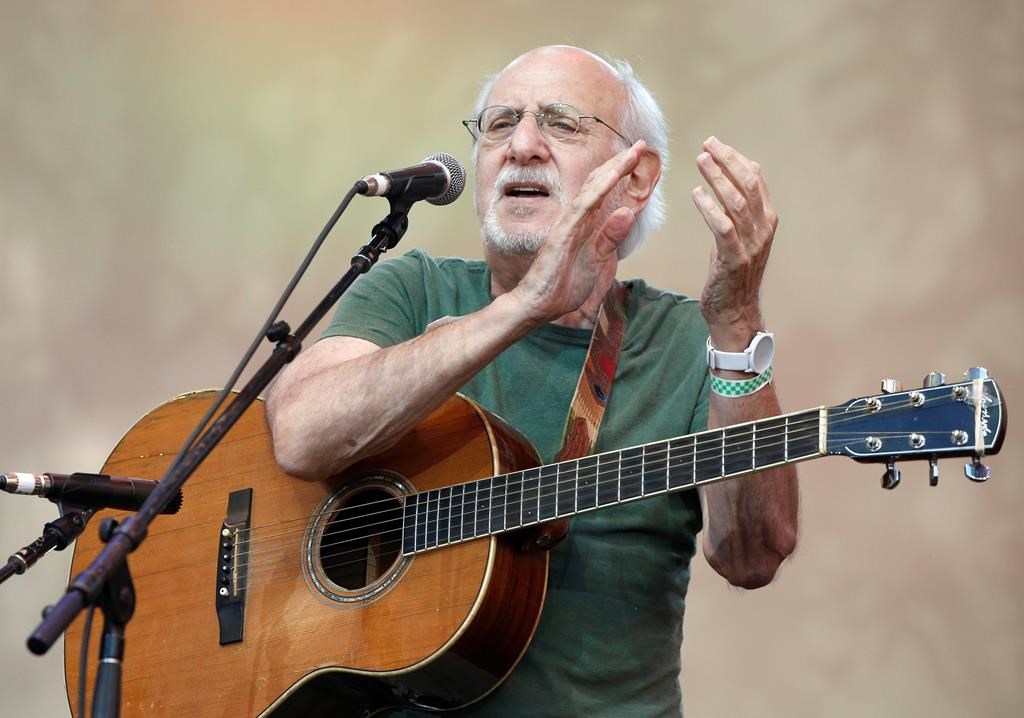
[480,165,564,257]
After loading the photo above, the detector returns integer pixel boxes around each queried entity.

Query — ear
[622,148,661,214]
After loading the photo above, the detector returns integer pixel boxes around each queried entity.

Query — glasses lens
[479,106,518,140]
[540,104,581,140]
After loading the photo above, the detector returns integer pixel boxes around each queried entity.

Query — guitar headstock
[827,368,1006,488]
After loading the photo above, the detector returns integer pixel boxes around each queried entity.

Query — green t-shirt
[322,249,710,718]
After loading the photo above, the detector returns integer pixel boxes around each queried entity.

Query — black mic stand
[90,517,134,718]
[28,198,412,718]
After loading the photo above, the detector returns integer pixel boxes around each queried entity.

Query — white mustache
[490,165,564,205]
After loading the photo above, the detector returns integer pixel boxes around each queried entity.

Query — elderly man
[267,45,797,717]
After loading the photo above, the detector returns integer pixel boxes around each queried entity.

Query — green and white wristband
[710,364,773,398]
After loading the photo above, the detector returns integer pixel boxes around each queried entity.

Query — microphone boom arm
[0,504,95,586]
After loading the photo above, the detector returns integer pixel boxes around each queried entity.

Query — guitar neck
[401,407,824,555]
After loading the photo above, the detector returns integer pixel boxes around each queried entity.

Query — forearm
[702,377,799,589]
[266,292,537,480]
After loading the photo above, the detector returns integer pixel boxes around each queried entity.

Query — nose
[506,112,551,165]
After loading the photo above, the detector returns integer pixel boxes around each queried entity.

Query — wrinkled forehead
[485,47,626,120]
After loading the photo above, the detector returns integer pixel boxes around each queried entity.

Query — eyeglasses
[462,103,630,145]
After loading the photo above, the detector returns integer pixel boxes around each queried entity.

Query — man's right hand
[509,140,647,329]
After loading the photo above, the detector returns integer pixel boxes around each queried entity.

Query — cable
[165,182,363,479]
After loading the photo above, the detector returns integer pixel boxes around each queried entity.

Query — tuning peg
[964,367,989,381]
[880,379,903,394]
[922,371,946,388]
[881,460,901,489]
[964,457,991,482]
[929,458,939,486]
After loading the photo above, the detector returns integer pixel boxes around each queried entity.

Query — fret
[576,455,599,511]
[402,493,418,555]
[462,482,477,540]
[723,425,754,476]
[505,472,523,531]
[667,437,694,489]
[522,468,540,525]
[438,487,451,546]
[426,490,439,549]
[556,462,575,517]
[695,430,723,484]
[597,453,618,506]
[720,431,725,477]
[475,480,491,537]
[450,484,464,543]
[538,465,558,521]
[754,417,788,467]
[752,421,757,469]
[675,439,685,486]
[692,434,696,483]
[787,410,822,460]
[415,491,428,552]
[616,453,621,502]
[490,475,507,533]
[641,442,667,496]
[784,416,789,462]
[573,459,579,514]
[620,447,643,500]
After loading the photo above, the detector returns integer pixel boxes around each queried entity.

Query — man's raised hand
[511,140,647,327]
[691,136,779,350]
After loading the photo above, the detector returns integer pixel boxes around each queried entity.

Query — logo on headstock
[982,406,992,437]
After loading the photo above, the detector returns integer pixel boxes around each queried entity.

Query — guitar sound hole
[319,488,403,591]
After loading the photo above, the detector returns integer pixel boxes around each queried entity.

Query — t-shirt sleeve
[320,250,430,348]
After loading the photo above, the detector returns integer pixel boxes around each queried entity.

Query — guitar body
[64,392,549,717]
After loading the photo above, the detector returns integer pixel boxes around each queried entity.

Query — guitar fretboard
[401,408,823,555]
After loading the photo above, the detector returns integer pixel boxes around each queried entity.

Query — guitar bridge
[215,487,252,645]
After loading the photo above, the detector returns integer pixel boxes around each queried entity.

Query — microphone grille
[423,152,466,206]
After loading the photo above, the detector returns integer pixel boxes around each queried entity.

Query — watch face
[751,333,775,373]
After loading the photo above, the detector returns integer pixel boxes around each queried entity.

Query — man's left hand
[691,136,778,350]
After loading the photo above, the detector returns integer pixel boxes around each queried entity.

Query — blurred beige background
[2,1,1021,716]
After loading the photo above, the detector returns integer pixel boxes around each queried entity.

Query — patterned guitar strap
[522,280,630,552]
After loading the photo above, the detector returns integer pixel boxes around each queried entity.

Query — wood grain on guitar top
[64,392,549,717]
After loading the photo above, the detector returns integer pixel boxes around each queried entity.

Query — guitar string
[243,425,972,582]
[228,412,825,565]
[225,390,984,550]
[222,392,990,575]
[229,427,979,582]
[227,418,822,577]
[232,420,979,593]
[223,395,997,577]
[227,401,864,547]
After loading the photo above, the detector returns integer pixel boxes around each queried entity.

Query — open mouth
[504,184,550,199]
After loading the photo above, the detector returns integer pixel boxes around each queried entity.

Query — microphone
[1,472,183,514]
[358,152,466,206]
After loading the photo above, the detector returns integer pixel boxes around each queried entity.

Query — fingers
[696,150,754,238]
[571,140,646,219]
[691,184,743,263]
[696,137,777,235]
[594,206,636,258]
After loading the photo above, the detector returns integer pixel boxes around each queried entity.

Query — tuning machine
[881,459,901,490]
[880,378,903,394]
[964,456,991,482]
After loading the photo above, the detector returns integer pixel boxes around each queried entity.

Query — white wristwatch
[706,331,775,374]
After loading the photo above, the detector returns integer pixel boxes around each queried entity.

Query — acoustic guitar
[64,369,1005,716]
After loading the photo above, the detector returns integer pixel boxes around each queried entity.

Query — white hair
[470,49,669,259]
